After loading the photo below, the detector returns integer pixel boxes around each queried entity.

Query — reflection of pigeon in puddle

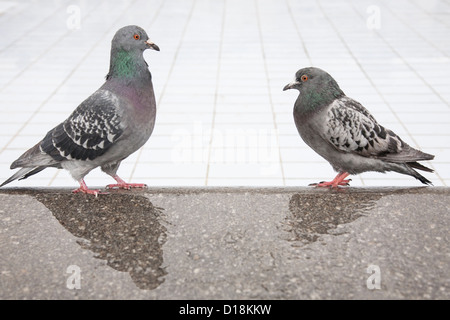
[35,193,167,290]
[287,192,383,244]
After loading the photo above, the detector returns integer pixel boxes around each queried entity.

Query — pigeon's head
[111,25,160,52]
[283,67,345,111]
[283,67,340,93]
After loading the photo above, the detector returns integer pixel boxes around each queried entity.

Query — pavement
[0,186,448,299]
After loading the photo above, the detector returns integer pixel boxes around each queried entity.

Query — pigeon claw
[108,175,147,190]
[308,172,351,188]
[309,179,352,188]
[106,183,148,190]
[73,179,108,197]
[72,187,108,197]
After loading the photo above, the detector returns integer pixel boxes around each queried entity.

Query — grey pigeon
[283,67,435,187]
[1,25,160,195]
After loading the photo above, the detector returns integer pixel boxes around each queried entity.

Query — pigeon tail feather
[409,168,433,186]
[407,161,434,173]
[2,142,57,187]
[10,142,43,169]
[382,147,435,163]
[10,141,59,170]
[0,167,45,187]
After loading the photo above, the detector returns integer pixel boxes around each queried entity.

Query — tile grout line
[0,3,99,93]
[410,0,450,29]
[128,0,197,182]
[285,0,313,66]
[284,0,345,185]
[319,0,445,186]
[204,0,227,186]
[150,0,197,109]
[0,4,65,54]
[379,0,449,59]
[317,0,407,134]
[48,0,145,186]
[0,1,29,28]
[346,1,447,186]
[356,0,450,110]
[3,126,449,134]
[1,0,448,187]
[0,1,107,156]
[255,0,286,186]
[2,145,444,152]
[122,0,167,182]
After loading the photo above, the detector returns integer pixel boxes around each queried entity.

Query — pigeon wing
[41,90,123,162]
[323,97,406,160]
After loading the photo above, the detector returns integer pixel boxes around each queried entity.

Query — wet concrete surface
[0,187,449,299]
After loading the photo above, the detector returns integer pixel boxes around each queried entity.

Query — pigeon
[1,25,160,196]
[283,67,435,187]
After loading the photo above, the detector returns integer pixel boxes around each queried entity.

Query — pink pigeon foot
[106,175,147,190]
[72,179,108,197]
[309,172,351,188]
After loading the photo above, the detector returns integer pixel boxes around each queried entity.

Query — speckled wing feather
[324,97,408,161]
[40,89,123,162]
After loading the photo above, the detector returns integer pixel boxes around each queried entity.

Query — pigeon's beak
[283,81,299,91]
[145,40,160,51]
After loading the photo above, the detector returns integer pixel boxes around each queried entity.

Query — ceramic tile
[0,0,448,187]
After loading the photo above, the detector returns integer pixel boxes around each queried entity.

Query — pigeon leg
[106,175,147,190]
[309,172,351,188]
[72,179,107,197]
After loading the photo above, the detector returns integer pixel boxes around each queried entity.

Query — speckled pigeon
[1,25,160,195]
[283,67,435,187]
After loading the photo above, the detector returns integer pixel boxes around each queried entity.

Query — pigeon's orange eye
[133,34,140,40]
[301,75,308,82]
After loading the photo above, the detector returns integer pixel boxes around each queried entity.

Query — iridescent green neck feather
[107,49,148,80]
[296,79,344,115]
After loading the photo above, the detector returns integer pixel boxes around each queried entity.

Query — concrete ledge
[0,187,449,299]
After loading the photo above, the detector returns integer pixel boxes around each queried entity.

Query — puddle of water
[286,192,383,244]
[34,193,167,290]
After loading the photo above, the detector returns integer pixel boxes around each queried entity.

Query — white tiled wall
[0,0,449,188]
